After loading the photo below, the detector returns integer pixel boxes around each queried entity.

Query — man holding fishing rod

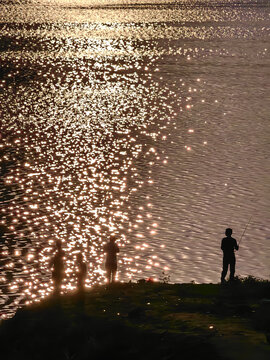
[221,228,239,284]
[221,218,252,284]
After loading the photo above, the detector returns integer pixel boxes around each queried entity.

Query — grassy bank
[1,277,270,360]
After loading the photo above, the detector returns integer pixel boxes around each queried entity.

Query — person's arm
[234,239,239,251]
[221,239,224,251]
[49,256,54,268]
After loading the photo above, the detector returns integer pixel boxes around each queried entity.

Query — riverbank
[1,277,270,360]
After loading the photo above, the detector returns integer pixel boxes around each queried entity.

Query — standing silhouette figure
[76,253,87,293]
[104,235,120,283]
[50,240,64,295]
[221,228,239,283]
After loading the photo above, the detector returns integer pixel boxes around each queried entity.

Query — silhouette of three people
[50,234,121,295]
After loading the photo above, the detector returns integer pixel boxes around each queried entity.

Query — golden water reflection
[0,20,178,317]
[1,0,270,318]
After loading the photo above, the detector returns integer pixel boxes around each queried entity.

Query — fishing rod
[238,216,252,246]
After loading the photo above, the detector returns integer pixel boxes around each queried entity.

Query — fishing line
[238,216,252,246]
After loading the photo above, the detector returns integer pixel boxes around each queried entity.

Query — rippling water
[1,0,270,318]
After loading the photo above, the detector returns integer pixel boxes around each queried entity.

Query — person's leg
[221,257,228,283]
[52,272,58,294]
[229,256,236,281]
[53,278,61,295]
[106,269,111,283]
[111,270,117,283]
[110,264,117,283]
[78,276,84,292]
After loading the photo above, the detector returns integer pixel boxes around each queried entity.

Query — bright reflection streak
[0,5,178,316]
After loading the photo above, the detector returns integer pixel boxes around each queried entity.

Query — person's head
[225,228,232,237]
[56,240,62,250]
[77,253,83,262]
[110,235,117,243]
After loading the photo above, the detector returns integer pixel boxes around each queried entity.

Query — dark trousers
[221,255,236,281]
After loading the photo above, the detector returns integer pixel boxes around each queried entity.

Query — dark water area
[0,0,270,318]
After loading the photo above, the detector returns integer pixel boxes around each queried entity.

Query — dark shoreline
[1,278,270,360]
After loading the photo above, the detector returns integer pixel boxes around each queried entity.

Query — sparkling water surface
[1,0,270,318]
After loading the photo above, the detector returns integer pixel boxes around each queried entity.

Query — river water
[0,0,270,318]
